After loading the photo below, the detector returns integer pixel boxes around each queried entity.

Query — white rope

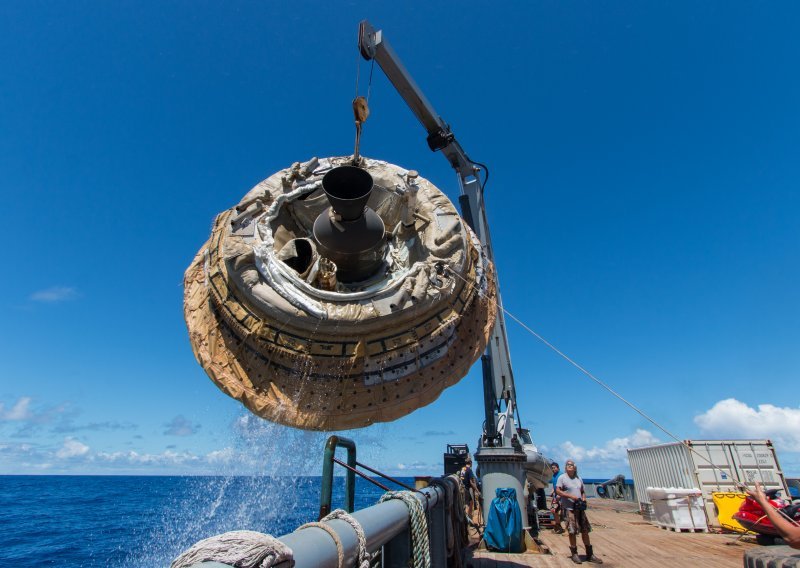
[170,530,293,568]
[298,520,344,568]
[379,491,431,568]
[301,509,373,568]
[326,509,373,568]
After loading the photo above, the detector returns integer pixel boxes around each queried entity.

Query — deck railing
[188,483,452,568]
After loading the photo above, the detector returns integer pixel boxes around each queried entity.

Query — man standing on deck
[556,460,603,564]
[550,462,565,533]
[460,456,481,524]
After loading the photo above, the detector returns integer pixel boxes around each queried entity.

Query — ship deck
[465,499,755,567]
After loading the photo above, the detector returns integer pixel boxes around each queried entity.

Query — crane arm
[358,20,519,445]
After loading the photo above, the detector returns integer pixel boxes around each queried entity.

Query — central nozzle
[322,165,374,221]
[312,165,386,283]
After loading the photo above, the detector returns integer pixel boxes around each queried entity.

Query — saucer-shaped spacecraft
[184,156,496,430]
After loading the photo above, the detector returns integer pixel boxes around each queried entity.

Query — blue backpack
[483,487,523,552]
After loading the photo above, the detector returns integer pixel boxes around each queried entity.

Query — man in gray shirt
[555,459,603,564]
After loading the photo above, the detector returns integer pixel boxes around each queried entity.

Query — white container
[646,487,707,531]
[629,440,788,527]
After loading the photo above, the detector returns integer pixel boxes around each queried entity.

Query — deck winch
[184,157,496,430]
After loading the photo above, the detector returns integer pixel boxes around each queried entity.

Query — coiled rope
[379,491,431,568]
[298,520,343,567]
[299,508,373,568]
[170,530,293,568]
[429,476,469,568]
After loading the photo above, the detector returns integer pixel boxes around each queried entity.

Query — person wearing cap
[460,456,481,523]
[556,459,603,564]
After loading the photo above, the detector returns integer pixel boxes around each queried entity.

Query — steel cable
[446,266,800,528]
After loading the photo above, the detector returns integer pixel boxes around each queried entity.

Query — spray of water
[128,411,322,566]
[130,407,396,567]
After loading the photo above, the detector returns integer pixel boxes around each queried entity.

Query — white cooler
[646,487,708,531]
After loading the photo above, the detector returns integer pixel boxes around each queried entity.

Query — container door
[689,441,740,494]
[687,441,740,527]
[726,441,789,495]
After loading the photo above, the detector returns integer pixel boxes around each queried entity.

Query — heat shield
[183,156,496,430]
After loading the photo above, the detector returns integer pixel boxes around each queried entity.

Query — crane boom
[358,20,518,445]
[358,21,553,540]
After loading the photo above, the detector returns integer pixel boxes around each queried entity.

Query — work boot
[585,545,603,564]
[570,547,582,564]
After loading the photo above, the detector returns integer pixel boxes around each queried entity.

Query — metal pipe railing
[332,457,393,492]
[283,484,446,567]
[184,434,460,568]
[319,435,357,519]
[186,482,453,568]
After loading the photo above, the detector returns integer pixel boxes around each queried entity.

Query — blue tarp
[483,487,523,552]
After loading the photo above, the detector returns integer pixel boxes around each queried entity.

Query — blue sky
[1,1,798,478]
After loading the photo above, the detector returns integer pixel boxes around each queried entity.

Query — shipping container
[627,440,788,527]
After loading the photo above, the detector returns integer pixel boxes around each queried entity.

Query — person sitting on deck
[746,481,800,549]
[460,456,481,524]
[551,462,565,534]
[556,459,603,564]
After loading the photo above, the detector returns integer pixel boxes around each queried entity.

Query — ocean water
[0,475,410,567]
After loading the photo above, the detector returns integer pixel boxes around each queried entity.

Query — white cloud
[30,286,78,303]
[547,429,661,474]
[206,447,236,464]
[396,461,432,471]
[2,410,377,475]
[164,415,199,436]
[695,398,800,452]
[96,449,201,466]
[0,397,78,438]
[557,429,660,462]
[56,438,90,459]
[1,441,249,474]
[0,397,32,421]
